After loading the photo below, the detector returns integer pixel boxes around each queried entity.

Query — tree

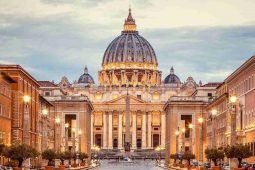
[42,149,56,166]
[8,144,39,167]
[182,151,195,165]
[205,148,224,166]
[78,152,88,165]
[224,144,252,168]
[56,151,66,165]
[63,151,73,165]
[0,144,6,156]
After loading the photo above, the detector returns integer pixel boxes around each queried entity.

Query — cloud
[0,0,254,84]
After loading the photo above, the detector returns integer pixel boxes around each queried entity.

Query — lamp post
[175,130,180,153]
[211,109,217,147]
[198,117,204,162]
[188,123,193,153]
[72,128,76,154]
[229,95,237,145]
[42,109,48,151]
[65,123,69,151]
[181,128,185,152]
[78,130,82,153]
[55,117,61,151]
[23,95,31,145]
[155,146,164,165]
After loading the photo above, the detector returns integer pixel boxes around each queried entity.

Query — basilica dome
[98,8,162,87]
[101,8,158,70]
[78,66,95,86]
[164,67,181,84]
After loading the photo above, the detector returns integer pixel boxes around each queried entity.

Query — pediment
[105,94,146,105]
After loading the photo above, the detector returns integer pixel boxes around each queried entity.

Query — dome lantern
[123,7,136,32]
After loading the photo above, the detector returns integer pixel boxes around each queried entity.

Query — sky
[0,0,255,84]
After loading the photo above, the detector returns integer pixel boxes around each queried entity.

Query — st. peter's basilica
[39,8,218,156]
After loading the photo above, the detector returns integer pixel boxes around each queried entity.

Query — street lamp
[211,109,217,116]
[55,117,61,124]
[188,123,193,153]
[175,130,180,153]
[229,95,237,103]
[155,146,165,165]
[198,117,204,162]
[55,117,61,151]
[211,109,217,147]
[72,128,76,154]
[23,95,31,104]
[65,123,69,151]
[181,128,185,152]
[23,95,30,145]
[78,130,82,153]
[229,95,237,145]
[42,108,48,151]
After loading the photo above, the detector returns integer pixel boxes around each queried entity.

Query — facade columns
[103,112,107,149]
[142,112,147,149]
[132,112,137,149]
[108,112,113,149]
[147,112,152,149]
[118,113,123,149]
[161,112,166,147]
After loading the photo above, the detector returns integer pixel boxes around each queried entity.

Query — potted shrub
[56,151,66,170]
[170,153,178,167]
[72,152,78,167]
[78,152,88,167]
[42,149,56,170]
[64,151,73,167]
[0,144,6,165]
[8,144,38,170]
[182,151,195,168]
[205,148,224,170]
[224,144,252,170]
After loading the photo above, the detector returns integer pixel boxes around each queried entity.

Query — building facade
[0,65,41,148]
[38,81,93,155]
[164,83,220,164]
[0,72,15,146]
[206,56,255,162]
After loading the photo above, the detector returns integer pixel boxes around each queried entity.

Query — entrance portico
[91,94,165,151]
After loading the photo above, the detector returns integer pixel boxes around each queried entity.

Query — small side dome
[77,66,95,86]
[164,67,181,84]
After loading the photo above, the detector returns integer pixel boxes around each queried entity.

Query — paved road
[94,160,163,170]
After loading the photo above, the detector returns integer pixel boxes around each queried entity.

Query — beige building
[205,56,255,162]
[39,81,93,155]
[164,83,220,164]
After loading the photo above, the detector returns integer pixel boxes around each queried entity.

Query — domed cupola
[77,66,95,86]
[164,67,181,85]
[99,8,162,87]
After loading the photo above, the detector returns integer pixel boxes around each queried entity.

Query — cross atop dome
[84,66,88,74]
[170,66,174,74]
[123,7,137,32]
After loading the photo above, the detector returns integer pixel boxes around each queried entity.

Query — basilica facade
[40,8,213,152]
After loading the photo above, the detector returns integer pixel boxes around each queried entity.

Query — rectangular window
[44,91,51,96]
[137,95,141,99]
